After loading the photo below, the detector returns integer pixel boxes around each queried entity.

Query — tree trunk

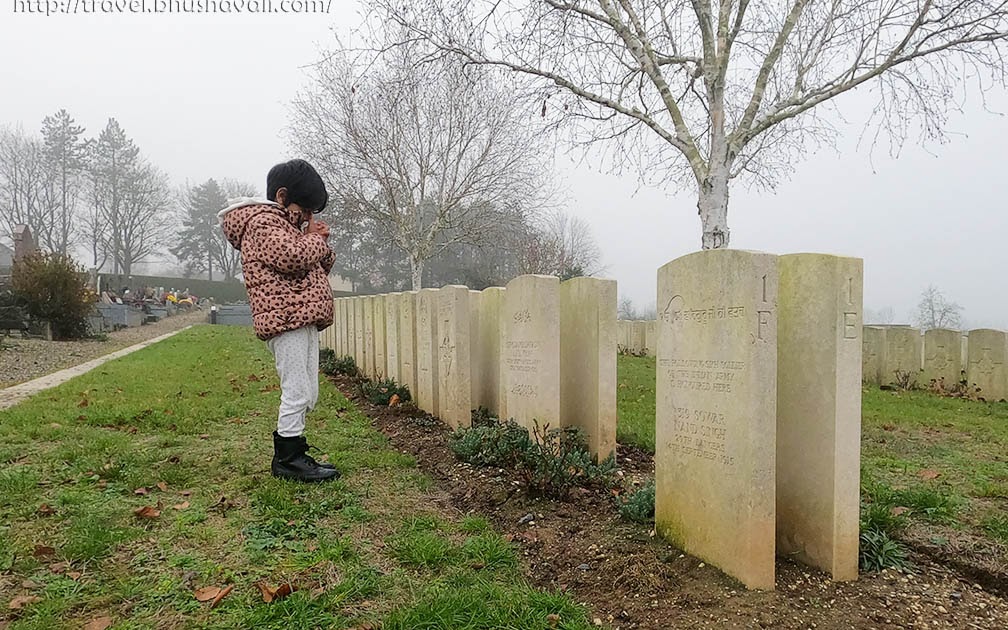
[697,162,730,250]
[410,256,424,291]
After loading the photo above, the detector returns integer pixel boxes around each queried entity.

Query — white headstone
[656,249,777,590]
[503,275,561,433]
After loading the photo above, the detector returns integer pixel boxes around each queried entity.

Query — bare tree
[115,162,174,277]
[289,40,552,289]
[915,285,963,330]
[515,210,604,278]
[86,118,141,274]
[0,126,50,246]
[372,0,1008,249]
[41,109,86,254]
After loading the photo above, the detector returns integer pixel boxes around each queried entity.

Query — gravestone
[354,298,366,372]
[363,296,376,378]
[340,299,350,357]
[398,292,419,400]
[477,287,505,417]
[415,289,440,416]
[861,327,886,385]
[373,295,387,379]
[437,286,472,429]
[883,327,922,387]
[966,329,1008,402]
[618,321,631,353]
[503,275,561,433]
[385,294,400,382]
[776,253,862,582]
[655,249,777,590]
[645,321,657,357]
[469,290,484,410]
[560,277,617,461]
[923,328,963,388]
[632,321,647,354]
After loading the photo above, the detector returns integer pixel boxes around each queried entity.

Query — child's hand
[306,215,331,240]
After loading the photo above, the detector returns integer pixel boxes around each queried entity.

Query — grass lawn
[615,353,1008,554]
[0,326,592,630]
[616,355,656,452]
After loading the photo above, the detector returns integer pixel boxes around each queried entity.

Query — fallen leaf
[77,399,89,408]
[172,501,190,510]
[32,545,56,559]
[193,586,221,602]
[8,595,42,610]
[257,582,295,603]
[49,561,70,574]
[918,468,941,480]
[247,373,261,382]
[199,434,210,440]
[134,505,161,520]
[134,487,149,496]
[20,580,40,589]
[83,616,113,630]
[67,571,82,580]
[388,394,401,407]
[76,415,87,421]
[163,409,173,416]
[156,481,168,492]
[547,613,561,628]
[36,504,56,516]
[210,584,234,609]
[891,506,911,516]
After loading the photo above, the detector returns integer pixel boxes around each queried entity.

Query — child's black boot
[271,432,340,482]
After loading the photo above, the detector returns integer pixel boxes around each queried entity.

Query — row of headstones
[655,250,862,590]
[617,320,656,356]
[862,325,1008,400]
[319,275,618,458]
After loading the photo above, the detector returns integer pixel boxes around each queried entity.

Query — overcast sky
[3,8,1006,328]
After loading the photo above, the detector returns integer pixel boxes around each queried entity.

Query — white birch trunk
[410,256,424,291]
[698,111,732,248]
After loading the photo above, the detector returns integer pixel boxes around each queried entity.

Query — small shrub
[319,348,337,373]
[860,500,907,536]
[11,251,93,339]
[451,419,617,499]
[449,421,531,468]
[521,423,617,497]
[928,377,982,401]
[319,349,358,377]
[859,527,911,572]
[620,481,656,523]
[360,377,411,406]
[891,370,918,391]
[333,356,359,376]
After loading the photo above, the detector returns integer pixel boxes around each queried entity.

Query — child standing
[219,159,339,483]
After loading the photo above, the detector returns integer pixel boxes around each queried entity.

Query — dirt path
[0,310,207,388]
[330,373,1008,630]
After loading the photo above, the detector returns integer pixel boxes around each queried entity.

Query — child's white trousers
[267,325,319,437]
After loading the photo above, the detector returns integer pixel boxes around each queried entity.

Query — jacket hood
[218,198,290,250]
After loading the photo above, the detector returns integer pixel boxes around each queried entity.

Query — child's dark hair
[266,159,328,213]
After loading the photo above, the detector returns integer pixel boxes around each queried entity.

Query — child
[218,159,339,483]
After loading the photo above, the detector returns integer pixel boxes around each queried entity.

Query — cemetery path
[331,373,1008,630]
[0,309,205,388]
